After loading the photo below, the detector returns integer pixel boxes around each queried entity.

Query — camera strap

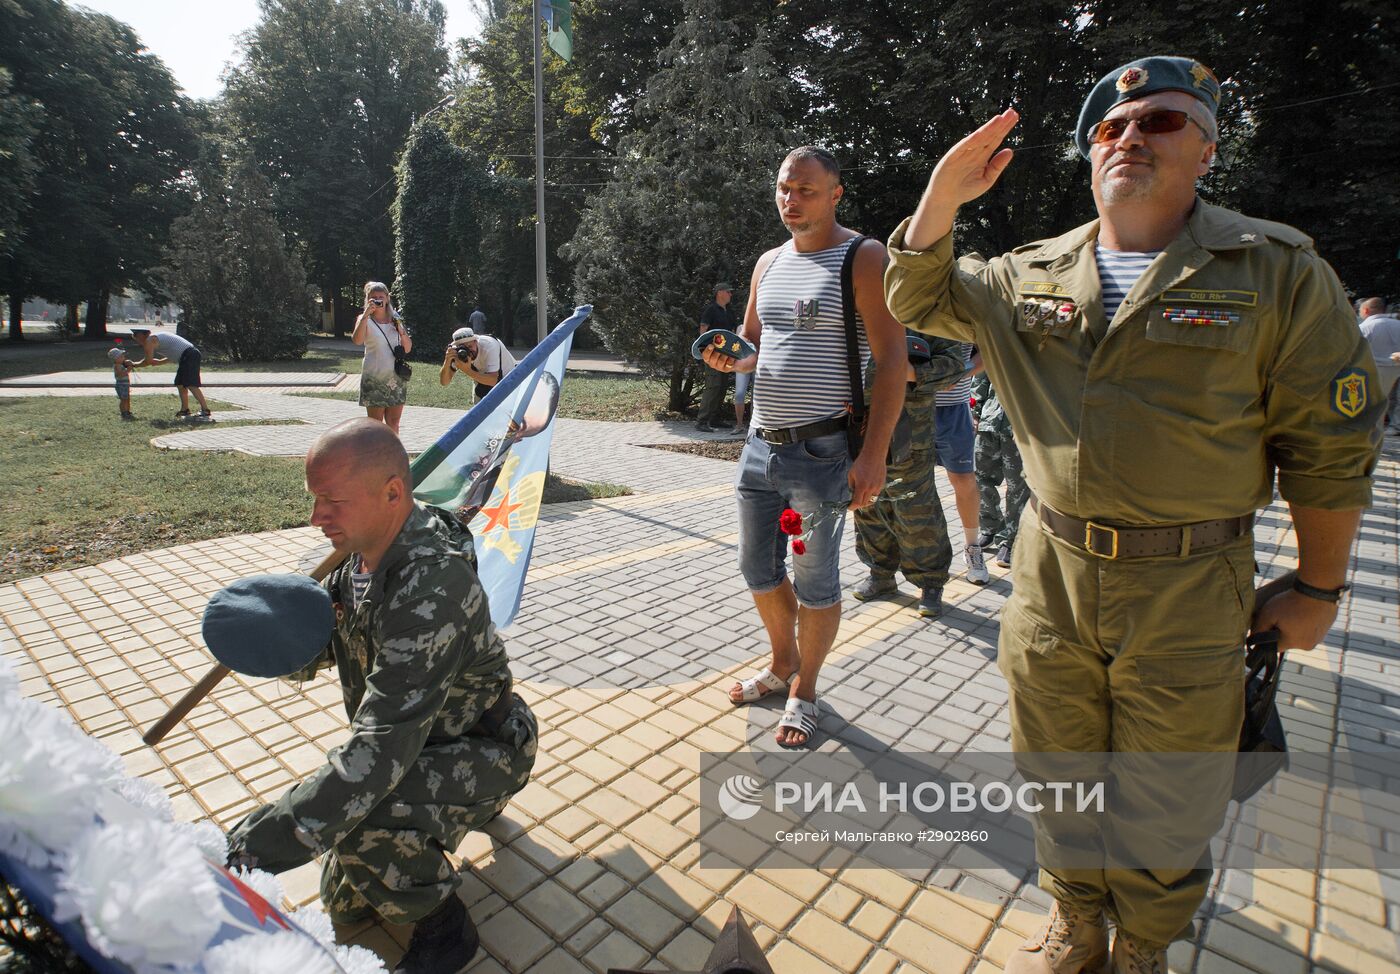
[371,318,399,350]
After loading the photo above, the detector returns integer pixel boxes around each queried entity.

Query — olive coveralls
[885,200,1381,945]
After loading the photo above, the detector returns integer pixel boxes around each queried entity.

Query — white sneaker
[964,543,990,585]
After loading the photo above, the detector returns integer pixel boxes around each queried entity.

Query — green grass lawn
[0,342,633,581]
[1,395,312,582]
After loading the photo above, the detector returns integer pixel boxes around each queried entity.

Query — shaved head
[305,420,413,565]
[308,418,410,484]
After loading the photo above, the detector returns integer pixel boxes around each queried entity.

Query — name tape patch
[1017,281,1070,298]
[1160,289,1258,308]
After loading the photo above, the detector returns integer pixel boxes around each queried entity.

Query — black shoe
[852,574,897,601]
[995,540,1013,568]
[918,586,944,618]
[696,422,717,433]
[120,412,135,421]
[393,896,478,974]
[175,409,191,418]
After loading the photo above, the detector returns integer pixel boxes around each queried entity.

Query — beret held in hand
[201,574,335,678]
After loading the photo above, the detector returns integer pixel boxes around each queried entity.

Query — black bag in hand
[1232,572,1293,803]
[839,235,912,465]
[392,345,413,380]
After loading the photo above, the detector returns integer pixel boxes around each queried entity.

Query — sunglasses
[1087,109,1213,145]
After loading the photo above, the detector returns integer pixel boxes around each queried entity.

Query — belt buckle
[1084,521,1119,559]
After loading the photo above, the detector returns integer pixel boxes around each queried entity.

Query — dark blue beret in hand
[201,574,335,678]
[1075,55,1222,159]
[691,328,756,362]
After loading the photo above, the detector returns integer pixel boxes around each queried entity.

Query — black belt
[753,416,848,445]
[1028,493,1253,559]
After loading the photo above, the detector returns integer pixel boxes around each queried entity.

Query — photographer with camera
[352,281,413,435]
[439,326,516,402]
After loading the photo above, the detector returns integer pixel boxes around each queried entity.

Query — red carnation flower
[778,508,803,535]
[792,540,807,555]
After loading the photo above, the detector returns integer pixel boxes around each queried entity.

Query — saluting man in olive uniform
[884,57,1381,974]
[227,419,537,974]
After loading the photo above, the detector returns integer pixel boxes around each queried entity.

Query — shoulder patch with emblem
[1330,368,1368,419]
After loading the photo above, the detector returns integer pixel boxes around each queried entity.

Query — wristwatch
[1291,577,1351,603]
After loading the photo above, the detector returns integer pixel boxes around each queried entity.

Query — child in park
[109,346,138,420]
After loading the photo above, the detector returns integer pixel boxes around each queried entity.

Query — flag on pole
[410,305,591,627]
[543,0,572,61]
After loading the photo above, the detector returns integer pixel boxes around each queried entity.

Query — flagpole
[532,0,548,344]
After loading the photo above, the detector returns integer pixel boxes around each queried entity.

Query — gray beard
[1100,165,1157,203]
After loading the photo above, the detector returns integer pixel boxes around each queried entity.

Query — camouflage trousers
[975,425,1028,546]
[854,449,952,589]
[322,700,537,924]
[231,697,537,925]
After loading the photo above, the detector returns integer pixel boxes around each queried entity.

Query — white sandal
[729,667,793,705]
[776,696,820,748]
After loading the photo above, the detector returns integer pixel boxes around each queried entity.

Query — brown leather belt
[753,415,849,445]
[1028,493,1253,559]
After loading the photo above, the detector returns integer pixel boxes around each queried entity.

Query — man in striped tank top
[885,57,1381,974]
[704,146,908,748]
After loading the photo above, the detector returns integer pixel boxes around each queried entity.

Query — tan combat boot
[1004,900,1109,974]
[1110,930,1168,974]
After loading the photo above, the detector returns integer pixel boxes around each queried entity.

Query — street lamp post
[532,0,548,345]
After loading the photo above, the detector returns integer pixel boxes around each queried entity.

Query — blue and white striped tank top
[1095,246,1160,321]
[935,342,975,406]
[752,237,870,429]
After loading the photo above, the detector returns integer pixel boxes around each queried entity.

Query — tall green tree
[1,0,195,340]
[224,0,449,336]
[392,120,504,353]
[161,159,314,360]
[567,0,797,411]
[1214,1,1399,295]
[0,66,40,261]
[770,0,1096,256]
[444,0,607,345]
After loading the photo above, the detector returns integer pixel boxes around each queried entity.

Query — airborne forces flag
[411,305,591,627]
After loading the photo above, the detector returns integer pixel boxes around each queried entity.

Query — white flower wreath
[1,645,391,974]
[0,695,122,867]
[54,819,223,970]
[204,929,339,974]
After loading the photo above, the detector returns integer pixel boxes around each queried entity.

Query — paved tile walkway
[2,378,1398,972]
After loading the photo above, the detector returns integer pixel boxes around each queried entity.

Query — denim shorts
[114,379,129,399]
[934,402,975,473]
[735,430,851,608]
[734,369,752,405]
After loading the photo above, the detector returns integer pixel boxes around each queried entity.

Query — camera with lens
[454,344,475,363]
[371,297,385,308]
[392,344,413,380]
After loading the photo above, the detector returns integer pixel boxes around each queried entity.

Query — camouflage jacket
[229,504,513,865]
[972,374,1010,434]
